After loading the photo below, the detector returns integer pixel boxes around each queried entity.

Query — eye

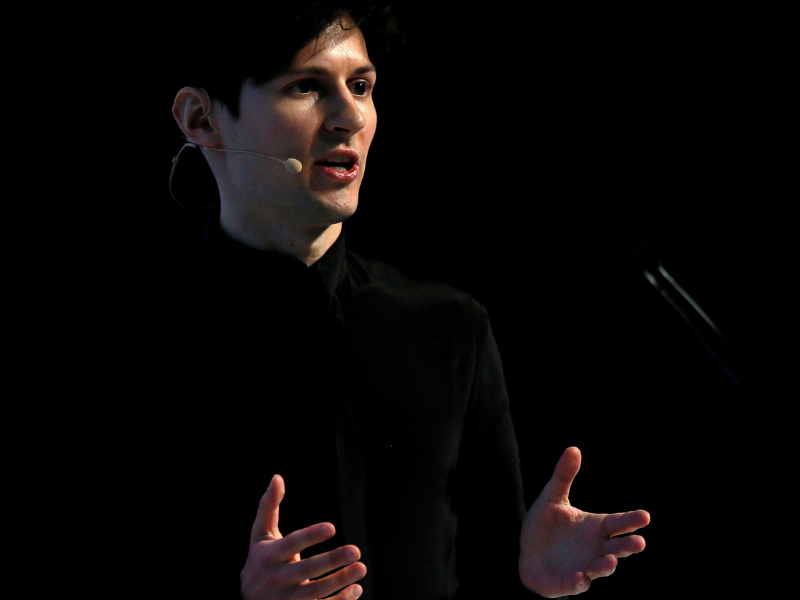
[289,79,319,94]
[350,80,371,97]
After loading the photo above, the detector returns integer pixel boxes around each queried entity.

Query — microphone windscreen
[284,158,303,174]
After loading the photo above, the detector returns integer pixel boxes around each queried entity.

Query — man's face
[214,21,377,229]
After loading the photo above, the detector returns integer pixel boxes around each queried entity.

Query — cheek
[270,105,318,148]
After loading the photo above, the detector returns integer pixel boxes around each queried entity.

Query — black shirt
[69,222,531,599]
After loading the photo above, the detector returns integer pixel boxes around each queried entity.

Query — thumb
[539,447,581,505]
[250,474,285,544]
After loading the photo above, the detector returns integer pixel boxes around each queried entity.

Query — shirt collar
[198,217,348,304]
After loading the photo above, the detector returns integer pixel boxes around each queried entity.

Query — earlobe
[172,86,219,145]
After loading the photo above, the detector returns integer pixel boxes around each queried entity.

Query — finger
[570,571,591,594]
[298,561,367,600]
[585,553,618,580]
[269,522,337,564]
[250,474,285,544]
[604,509,651,538]
[288,544,362,584]
[540,446,581,504]
[603,534,646,558]
[326,583,364,599]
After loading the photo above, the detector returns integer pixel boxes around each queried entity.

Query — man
[161,3,649,598]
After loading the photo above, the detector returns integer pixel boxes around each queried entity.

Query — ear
[172,86,221,146]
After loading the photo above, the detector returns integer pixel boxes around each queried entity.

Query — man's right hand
[241,474,367,600]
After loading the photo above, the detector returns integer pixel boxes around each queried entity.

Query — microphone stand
[627,238,739,388]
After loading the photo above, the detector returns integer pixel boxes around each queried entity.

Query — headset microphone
[179,142,303,173]
[169,142,303,208]
[282,158,303,174]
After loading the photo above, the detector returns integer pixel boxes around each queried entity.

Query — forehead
[289,19,372,72]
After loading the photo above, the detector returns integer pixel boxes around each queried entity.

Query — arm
[519,447,650,597]
[451,317,531,597]
[241,474,367,600]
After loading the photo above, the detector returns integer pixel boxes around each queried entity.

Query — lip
[313,149,361,183]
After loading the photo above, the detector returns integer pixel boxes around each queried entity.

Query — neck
[219,206,341,267]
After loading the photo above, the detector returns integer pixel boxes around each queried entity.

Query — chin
[320,191,360,222]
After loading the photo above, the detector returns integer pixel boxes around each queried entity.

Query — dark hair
[161,1,401,119]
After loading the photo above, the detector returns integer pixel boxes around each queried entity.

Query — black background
[11,2,739,598]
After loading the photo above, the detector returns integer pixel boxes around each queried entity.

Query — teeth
[321,155,354,172]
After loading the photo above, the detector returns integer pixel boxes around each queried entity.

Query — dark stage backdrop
[11,2,739,599]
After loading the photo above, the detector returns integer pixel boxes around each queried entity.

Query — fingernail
[352,585,363,598]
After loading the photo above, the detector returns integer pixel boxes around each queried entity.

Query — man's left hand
[519,447,650,597]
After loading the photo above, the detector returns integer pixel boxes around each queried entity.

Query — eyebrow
[282,64,377,78]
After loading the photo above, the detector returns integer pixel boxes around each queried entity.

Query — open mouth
[318,157,356,172]
[314,151,360,181]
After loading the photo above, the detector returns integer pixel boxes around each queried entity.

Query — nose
[323,86,366,135]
